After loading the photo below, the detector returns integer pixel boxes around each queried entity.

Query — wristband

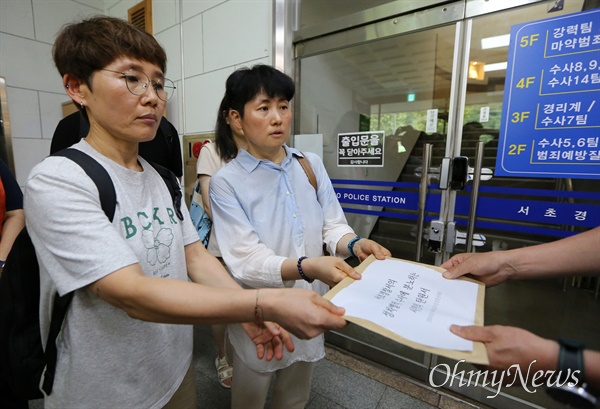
[546,338,597,407]
[347,236,362,258]
[297,256,313,283]
[556,338,585,385]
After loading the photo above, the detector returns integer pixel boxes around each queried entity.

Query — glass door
[295,1,464,381]
[294,1,599,407]
[432,2,600,408]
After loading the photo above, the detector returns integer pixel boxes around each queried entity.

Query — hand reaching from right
[441,251,517,287]
[449,324,559,387]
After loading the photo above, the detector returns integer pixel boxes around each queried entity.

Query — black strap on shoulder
[147,160,184,221]
[41,148,117,396]
[53,149,117,221]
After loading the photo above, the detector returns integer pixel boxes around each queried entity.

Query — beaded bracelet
[347,236,362,258]
[297,256,313,283]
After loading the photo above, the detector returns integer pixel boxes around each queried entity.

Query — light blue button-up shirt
[209,145,354,371]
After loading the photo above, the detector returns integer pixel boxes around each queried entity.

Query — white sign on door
[426,109,438,133]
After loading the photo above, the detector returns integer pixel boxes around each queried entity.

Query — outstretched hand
[441,252,514,287]
[354,238,391,261]
[302,256,362,287]
[262,288,347,340]
[242,321,294,361]
[450,324,559,383]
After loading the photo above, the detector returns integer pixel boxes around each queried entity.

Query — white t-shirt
[25,140,199,408]
[195,142,226,257]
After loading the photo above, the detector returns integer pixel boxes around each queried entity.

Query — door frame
[290,1,555,408]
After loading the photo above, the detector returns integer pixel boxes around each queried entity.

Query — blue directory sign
[495,9,600,179]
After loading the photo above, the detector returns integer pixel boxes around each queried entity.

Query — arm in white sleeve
[209,178,291,289]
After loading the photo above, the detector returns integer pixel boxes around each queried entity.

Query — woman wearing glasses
[23,17,348,408]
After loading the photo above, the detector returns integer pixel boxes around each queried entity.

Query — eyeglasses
[101,68,176,101]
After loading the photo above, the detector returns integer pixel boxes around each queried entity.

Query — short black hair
[216,65,295,161]
[53,16,167,87]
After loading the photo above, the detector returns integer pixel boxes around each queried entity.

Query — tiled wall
[154,0,272,138]
[0,0,273,186]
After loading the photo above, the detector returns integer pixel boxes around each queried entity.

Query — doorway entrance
[293,1,599,408]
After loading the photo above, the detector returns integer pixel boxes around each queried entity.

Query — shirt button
[293,214,297,218]
[286,191,290,195]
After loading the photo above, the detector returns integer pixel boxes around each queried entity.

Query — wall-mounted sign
[337,131,385,167]
[426,109,438,133]
[495,8,600,179]
[332,179,599,238]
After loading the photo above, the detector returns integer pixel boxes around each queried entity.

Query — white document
[330,259,478,351]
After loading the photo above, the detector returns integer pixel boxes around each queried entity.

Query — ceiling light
[481,34,510,49]
[468,61,485,80]
[483,62,508,72]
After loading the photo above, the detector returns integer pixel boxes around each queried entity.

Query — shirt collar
[236,145,303,173]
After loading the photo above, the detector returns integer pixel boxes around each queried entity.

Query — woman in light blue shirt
[210,64,391,409]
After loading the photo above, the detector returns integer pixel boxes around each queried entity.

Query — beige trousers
[231,349,315,409]
[163,361,197,409]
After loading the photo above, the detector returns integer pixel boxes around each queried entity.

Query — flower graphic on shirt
[142,227,174,265]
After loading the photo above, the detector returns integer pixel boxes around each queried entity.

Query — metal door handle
[466,141,485,252]
[415,143,432,261]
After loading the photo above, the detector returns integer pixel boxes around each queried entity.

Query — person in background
[195,95,247,388]
[51,110,183,178]
[442,227,600,391]
[0,160,24,271]
[0,159,26,409]
[25,17,348,408]
[209,64,392,409]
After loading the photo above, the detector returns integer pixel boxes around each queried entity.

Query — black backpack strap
[148,161,184,221]
[41,292,73,395]
[53,149,117,221]
[40,148,117,396]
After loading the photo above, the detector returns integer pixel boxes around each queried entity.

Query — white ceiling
[303,1,588,103]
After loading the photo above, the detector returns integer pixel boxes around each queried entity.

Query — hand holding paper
[325,256,489,364]
[300,256,362,287]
